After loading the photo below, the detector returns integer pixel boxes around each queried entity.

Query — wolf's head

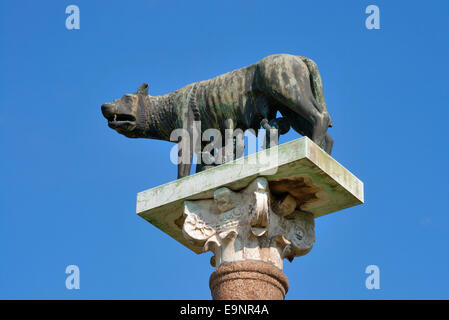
[101,83,149,138]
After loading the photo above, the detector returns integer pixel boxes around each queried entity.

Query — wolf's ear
[137,83,149,95]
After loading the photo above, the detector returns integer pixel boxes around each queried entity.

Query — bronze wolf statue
[101,54,333,178]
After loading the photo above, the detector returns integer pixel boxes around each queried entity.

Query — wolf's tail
[299,56,333,127]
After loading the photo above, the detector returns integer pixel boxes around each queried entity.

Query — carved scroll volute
[248,177,270,237]
[182,201,217,248]
[277,211,315,262]
[288,211,315,256]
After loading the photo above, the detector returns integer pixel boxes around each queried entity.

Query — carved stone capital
[182,177,315,270]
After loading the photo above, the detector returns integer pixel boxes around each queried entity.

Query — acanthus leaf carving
[182,177,316,270]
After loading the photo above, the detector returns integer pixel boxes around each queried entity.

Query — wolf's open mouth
[107,114,136,123]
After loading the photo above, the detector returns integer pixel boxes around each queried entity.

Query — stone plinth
[136,137,363,299]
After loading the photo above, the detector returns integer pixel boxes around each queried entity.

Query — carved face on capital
[101,83,149,138]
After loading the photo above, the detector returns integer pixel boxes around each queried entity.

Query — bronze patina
[101,54,333,178]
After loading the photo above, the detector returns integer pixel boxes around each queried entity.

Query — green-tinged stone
[137,137,363,253]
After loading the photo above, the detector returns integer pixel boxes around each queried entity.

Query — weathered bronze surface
[101,54,333,178]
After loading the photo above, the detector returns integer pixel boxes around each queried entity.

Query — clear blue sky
[1,0,448,299]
